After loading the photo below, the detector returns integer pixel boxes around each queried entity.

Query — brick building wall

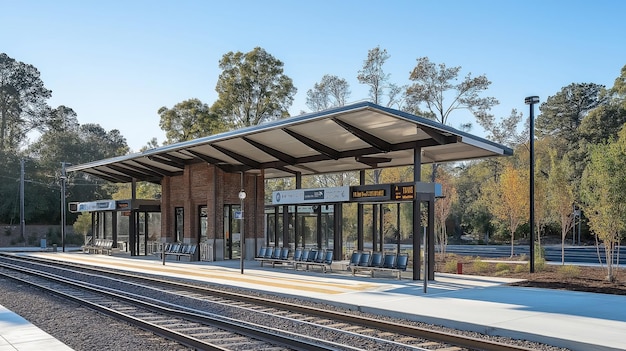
[161,163,265,259]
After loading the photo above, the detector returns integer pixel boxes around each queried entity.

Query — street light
[525,96,539,273]
[60,162,71,253]
[238,188,246,274]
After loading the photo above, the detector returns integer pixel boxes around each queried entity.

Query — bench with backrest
[82,239,115,255]
[159,243,197,261]
[350,251,409,279]
[255,246,292,267]
[296,249,333,273]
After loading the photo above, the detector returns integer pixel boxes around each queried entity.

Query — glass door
[223,205,241,259]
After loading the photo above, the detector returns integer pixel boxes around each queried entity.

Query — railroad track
[0,253,538,351]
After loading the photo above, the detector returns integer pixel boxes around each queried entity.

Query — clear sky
[2,0,624,152]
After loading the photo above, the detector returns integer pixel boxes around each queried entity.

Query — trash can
[52,244,57,252]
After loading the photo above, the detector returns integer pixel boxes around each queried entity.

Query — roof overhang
[67,101,513,183]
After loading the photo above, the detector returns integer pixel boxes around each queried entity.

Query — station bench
[348,251,409,280]
[254,247,334,273]
[82,239,115,255]
[156,243,197,261]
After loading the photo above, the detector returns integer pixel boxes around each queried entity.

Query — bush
[514,264,527,273]
[558,265,581,279]
[527,257,546,272]
[443,260,458,273]
[495,262,511,274]
[473,260,490,273]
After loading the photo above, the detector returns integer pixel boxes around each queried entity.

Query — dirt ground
[440,255,626,296]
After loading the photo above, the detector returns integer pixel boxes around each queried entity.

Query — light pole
[525,96,539,273]
[238,188,246,274]
[60,162,70,253]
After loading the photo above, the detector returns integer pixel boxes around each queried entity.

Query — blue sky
[2,0,624,152]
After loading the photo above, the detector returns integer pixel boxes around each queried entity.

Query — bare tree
[306,75,351,112]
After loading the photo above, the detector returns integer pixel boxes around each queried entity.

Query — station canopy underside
[67,102,513,183]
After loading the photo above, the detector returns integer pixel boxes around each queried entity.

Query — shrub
[558,265,581,279]
[514,264,527,273]
[495,262,511,274]
[444,260,458,273]
[526,257,546,272]
[473,260,490,273]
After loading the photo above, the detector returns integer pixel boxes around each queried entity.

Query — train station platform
[4,251,626,351]
[0,304,73,351]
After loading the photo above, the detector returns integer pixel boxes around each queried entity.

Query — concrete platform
[7,251,626,351]
[0,304,73,351]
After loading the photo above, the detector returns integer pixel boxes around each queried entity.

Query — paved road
[444,244,626,265]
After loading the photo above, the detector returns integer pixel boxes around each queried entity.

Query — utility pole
[61,162,67,252]
[20,159,25,242]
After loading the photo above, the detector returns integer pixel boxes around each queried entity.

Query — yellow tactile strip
[25,253,382,295]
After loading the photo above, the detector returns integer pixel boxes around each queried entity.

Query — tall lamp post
[60,162,71,252]
[525,96,539,273]
[238,188,246,274]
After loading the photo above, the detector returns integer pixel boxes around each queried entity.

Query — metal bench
[82,239,115,255]
[350,251,408,279]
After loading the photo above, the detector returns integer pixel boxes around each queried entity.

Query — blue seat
[349,251,362,266]
[264,246,274,259]
[382,253,396,269]
[358,252,372,266]
[256,247,267,258]
[280,247,290,260]
[271,247,282,259]
[292,247,303,261]
[396,253,409,271]
[301,248,310,263]
[370,252,384,267]
[307,249,318,262]
[322,249,333,265]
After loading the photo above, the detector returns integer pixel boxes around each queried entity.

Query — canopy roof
[67,102,513,183]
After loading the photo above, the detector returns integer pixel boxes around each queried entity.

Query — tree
[306,75,351,112]
[406,57,498,127]
[580,128,626,282]
[536,83,608,144]
[357,46,390,105]
[406,57,498,182]
[0,53,52,152]
[547,151,576,264]
[211,47,296,128]
[434,169,457,259]
[484,165,529,257]
[158,98,225,144]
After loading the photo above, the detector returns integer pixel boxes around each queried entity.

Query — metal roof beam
[282,128,340,159]
[147,155,185,170]
[91,168,133,183]
[210,144,261,168]
[333,118,392,152]
[355,156,392,168]
[131,160,178,177]
[242,137,297,165]
[184,149,227,165]
[418,125,458,145]
[107,164,158,180]
[82,170,125,183]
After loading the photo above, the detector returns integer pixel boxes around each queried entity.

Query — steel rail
[0,260,347,351]
[2,253,536,351]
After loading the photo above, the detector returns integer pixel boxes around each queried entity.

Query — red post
[457,262,463,274]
